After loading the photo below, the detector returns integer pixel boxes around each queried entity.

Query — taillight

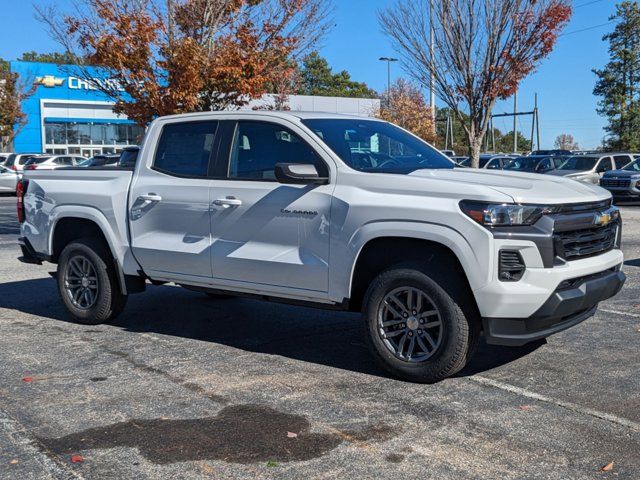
[16,179,28,223]
[25,165,37,170]
[10,165,17,171]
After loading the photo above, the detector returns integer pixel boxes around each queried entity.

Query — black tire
[57,238,127,325]
[362,267,479,383]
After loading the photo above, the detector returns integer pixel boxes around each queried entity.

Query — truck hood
[603,169,640,179]
[409,168,610,204]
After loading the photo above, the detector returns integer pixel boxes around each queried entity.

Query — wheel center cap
[81,277,89,288]
[407,317,419,330]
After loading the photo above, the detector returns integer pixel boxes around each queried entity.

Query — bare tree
[379,0,572,167]
[554,133,579,151]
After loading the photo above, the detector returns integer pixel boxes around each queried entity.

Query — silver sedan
[0,165,18,193]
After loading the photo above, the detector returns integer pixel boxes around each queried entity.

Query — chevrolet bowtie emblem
[593,212,612,227]
[35,75,65,88]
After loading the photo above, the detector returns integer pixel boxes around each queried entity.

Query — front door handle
[138,194,162,202]
[213,197,242,208]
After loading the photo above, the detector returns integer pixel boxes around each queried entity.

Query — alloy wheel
[377,286,443,362]
[64,255,99,310]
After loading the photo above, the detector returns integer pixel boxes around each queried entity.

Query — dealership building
[9,61,380,155]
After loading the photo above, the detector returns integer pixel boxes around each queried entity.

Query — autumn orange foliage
[40,0,330,126]
[377,79,436,144]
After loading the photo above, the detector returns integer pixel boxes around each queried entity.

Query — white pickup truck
[18,112,626,383]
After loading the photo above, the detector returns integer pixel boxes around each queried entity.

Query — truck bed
[21,168,134,267]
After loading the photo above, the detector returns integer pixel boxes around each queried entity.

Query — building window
[45,123,67,144]
[91,124,105,145]
[66,124,79,144]
[78,124,91,145]
[116,124,128,144]
[105,124,117,145]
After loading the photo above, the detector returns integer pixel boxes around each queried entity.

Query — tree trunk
[468,136,483,169]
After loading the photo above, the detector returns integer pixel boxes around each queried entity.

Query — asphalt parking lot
[0,195,638,479]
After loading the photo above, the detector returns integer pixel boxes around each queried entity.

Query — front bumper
[483,268,625,346]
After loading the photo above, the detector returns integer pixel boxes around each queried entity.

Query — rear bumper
[17,236,44,265]
[483,268,626,346]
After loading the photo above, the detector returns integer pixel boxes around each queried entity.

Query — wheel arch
[49,210,135,295]
[347,236,480,319]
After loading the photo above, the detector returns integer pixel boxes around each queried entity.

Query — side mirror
[274,163,328,185]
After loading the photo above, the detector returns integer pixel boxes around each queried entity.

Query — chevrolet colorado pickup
[17,112,626,383]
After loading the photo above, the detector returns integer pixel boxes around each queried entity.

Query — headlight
[460,201,552,227]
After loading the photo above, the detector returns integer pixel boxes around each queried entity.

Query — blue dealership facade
[10,61,144,155]
[9,61,380,155]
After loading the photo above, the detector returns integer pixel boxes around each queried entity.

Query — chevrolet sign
[35,75,65,88]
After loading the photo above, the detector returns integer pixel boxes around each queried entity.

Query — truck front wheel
[57,238,127,325]
[362,268,478,383]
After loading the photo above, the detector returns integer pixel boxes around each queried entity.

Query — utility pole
[379,57,398,106]
[513,90,518,153]
[429,0,436,123]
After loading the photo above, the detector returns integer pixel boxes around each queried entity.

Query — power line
[575,0,608,8]
[559,20,615,37]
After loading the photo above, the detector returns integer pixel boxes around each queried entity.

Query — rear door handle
[213,197,242,208]
[138,194,162,202]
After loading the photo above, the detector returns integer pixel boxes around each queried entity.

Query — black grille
[555,223,618,260]
[499,250,525,282]
[601,179,631,188]
[553,199,612,214]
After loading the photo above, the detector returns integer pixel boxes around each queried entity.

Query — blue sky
[0,0,618,148]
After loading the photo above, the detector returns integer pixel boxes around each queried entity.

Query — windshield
[623,159,640,172]
[557,156,597,171]
[504,157,541,171]
[302,119,454,174]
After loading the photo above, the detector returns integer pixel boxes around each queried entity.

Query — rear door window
[154,121,218,177]
[614,155,632,169]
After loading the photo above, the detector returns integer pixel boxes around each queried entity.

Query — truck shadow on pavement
[0,278,543,380]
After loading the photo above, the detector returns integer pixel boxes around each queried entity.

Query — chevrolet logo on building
[35,75,65,88]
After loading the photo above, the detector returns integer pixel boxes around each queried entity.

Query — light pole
[379,57,398,103]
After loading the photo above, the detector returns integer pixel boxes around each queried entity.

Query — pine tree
[593,1,640,151]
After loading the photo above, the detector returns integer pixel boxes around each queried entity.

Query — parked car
[451,156,469,167]
[118,146,139,168]
[23,155,86,171]
[600,156,640,200]
[531,149,573,156]
[548,153,633,184]
[503,155,565,174]
[3,153,40,172]
[0,165,18,193]
[18,111,625,383]
[459,154,518,170]
[78,153,121,167]
[0,153,11,165]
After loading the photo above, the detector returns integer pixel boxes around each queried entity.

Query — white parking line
[0,409,82,479]
[599,308,640,319]
[469,375,640,432]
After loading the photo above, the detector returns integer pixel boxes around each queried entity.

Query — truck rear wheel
[362,268,478,383]
[57,238,127,325]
